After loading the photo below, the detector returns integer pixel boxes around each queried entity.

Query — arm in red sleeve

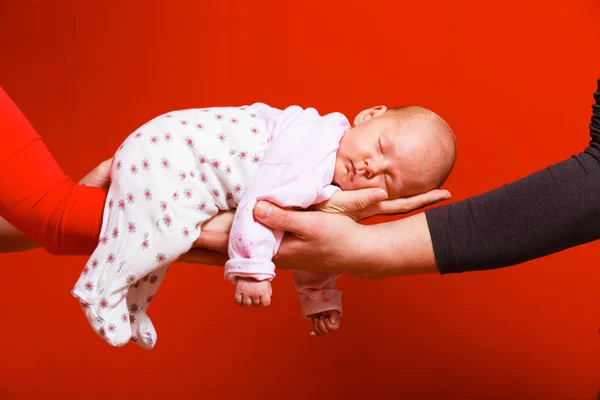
[0,86,107,255]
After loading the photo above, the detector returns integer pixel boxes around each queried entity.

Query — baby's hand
[309,310,341,337]
[235,277,272,307]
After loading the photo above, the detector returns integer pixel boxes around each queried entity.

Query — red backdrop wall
[1,1,599,399]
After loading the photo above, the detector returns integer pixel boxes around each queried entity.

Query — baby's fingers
[310,317,324,337]
[251,294,262,307]
[260,293,271,307]
[316,316,328,336]
[326,310,340,325]
[242,294,253,307]
[234,293,243,306]
[324,316,340,332]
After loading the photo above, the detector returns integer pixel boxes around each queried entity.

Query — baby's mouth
[348,161,356,182]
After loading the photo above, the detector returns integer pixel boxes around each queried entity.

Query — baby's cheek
[332,166,343,186]
[356,176,384,191]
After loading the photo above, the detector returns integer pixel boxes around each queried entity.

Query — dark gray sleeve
[425,79,600,274]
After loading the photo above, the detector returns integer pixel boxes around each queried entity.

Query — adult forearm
[362,213,438,278]
[177,248,228,266]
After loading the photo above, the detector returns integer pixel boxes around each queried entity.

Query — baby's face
[333,108,432,199]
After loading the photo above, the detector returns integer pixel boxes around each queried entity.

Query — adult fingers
[313,188,387,214]
[359,189,451,219]
[79,158,113,188]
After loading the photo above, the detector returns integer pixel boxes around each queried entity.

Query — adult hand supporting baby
[178,212,234,265]
[78,158,113,188]
[310,187,451,222]
[186,187,450,272]
[252,188,444,278]
[188,187,390,257]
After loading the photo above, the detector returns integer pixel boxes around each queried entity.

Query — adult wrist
[344,223,390,279]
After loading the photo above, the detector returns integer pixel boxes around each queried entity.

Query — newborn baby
[72,103,456,348]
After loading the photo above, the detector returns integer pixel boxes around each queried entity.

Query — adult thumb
[327,188,388,213]
[253,201,313,237]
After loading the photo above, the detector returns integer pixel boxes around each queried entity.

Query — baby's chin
[332,173,349,190]
[332,172,342,188]
[333,178,352,191]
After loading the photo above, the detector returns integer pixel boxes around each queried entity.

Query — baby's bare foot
[235,278,272,307]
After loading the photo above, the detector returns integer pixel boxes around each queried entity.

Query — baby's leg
[72,198,163,346]
[73,164,219,349]
[124,264,167,348]
[124,203,219,349]
[73,197,218,347]
[128,211,235,347]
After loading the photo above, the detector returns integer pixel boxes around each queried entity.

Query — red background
[1,1,600,399]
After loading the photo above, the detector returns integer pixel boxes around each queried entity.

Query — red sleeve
[0,86,108,255]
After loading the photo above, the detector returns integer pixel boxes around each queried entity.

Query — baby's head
[333,105,456,198]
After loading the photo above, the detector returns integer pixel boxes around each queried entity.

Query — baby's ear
[353,106,387,126]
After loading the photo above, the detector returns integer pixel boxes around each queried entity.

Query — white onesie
[72,103,350,348]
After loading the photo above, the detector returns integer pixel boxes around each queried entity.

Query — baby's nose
[364,159,381,178]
